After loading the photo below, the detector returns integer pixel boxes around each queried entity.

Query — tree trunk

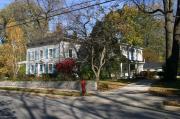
[166,0,180,81]
[95,76,100,81]
[91,47,106,88]
[163,0,175,81]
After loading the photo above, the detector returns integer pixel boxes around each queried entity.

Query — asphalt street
[0,80,179,119]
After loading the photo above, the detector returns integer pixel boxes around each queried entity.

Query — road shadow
[19,93,59,119]
[0,100,17,119]
[0,79,179,119]
[0,91,59,119]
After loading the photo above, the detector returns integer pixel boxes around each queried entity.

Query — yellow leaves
[0,45,9,75]
[143,48,160,62]
[123,5,138,17]
[125,32,143,46]
[0,19,26,77]
[0,65,8,75]
[6,19,24,41]
[5,18,26,50]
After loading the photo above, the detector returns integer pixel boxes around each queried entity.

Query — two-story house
[24,35,144,78]
[26,36,80,76]
[119,43,145,78]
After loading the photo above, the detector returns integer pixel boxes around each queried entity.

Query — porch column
[37,64,40,76]
[120,63,123,78]
[128,63,131,78]
[135,63,138,74]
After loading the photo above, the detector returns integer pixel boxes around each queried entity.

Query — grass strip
[163,100,180,107]
[149,79,180,96]
[98,79,140,91]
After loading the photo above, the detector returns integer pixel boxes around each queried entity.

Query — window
[35,51,38,60]
[48,64,53,73]
[49,49,53,58]
[69,49,72,58]
[40,50,43,59]
[40,64,43,72]
[53,48,56,58]
[30,65,34,74]
[29,51,35,61]
[44,64,48,73]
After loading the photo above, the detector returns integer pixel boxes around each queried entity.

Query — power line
[13,0,96,22]
[0,0,116,30]
[52,0,97,13]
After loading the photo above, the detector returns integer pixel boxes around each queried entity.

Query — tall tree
[9,0,49,41]
[132,0,179,80]
[0,19,26,79]
[170,0,180,80]
[103,6,165,63]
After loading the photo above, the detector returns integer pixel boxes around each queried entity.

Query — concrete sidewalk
[100,79,155,95]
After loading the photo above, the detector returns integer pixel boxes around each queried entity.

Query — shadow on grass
[151,79,180,90]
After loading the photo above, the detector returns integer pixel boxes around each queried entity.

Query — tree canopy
[0,0,49,43]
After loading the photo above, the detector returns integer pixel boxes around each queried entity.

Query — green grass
[0,87,92,96]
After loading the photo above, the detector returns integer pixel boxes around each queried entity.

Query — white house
[119,43,145,78]
[24,35,144,78]
[26,36,80,76]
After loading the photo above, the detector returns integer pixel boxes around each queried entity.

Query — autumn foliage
[0,19,26,78]
[56,58,76,74]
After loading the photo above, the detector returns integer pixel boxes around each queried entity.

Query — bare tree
[91,46,106,81]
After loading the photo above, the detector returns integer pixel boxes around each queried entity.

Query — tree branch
[133,0,165,15]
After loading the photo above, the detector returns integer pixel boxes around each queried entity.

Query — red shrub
[56,58,76,74]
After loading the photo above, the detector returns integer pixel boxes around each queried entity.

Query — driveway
[0,79,179,119]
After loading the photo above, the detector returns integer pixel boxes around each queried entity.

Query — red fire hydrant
[81,80,86,96]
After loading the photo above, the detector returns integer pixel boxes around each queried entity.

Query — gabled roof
[27,34,81,48]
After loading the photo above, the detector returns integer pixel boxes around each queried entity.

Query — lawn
[98,79,140,91]
[149,79,180,107]
[149,79,180,96]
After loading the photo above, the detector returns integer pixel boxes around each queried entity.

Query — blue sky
[0,0,124,33]
[0,0,13,9]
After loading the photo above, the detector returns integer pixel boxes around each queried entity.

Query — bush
[56,58,76,74]
[56,74,63,80]
[17,65,26,79]
[55,58,76,80]
[27,74,36,80]
[100,71,110,80]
